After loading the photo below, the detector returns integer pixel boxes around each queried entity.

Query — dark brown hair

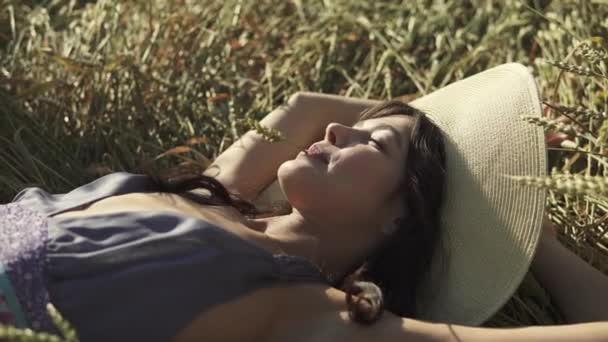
[339,100,446,324]
[144,99,446,325]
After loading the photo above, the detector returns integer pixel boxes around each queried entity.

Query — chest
[48,192,336,341]
[51,191,276,253]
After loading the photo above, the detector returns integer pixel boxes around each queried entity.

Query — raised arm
[530,217,608,323]
[368,313,608,342]
[202,92,382,202]
[280,287,608,342]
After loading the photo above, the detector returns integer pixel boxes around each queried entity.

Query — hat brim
[411,63,547,325]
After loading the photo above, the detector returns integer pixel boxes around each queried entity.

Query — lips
[305,145,329,164]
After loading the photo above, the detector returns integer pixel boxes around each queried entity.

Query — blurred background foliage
[1,0,607,333]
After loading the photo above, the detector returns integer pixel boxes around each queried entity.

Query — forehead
[355,114,412,130]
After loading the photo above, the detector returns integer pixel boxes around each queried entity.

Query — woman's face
[277,114,413,227]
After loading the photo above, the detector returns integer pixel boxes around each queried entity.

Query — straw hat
[254,63,547,326]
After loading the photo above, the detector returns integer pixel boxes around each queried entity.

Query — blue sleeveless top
[9,172,329,341]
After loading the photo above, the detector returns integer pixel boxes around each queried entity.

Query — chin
[277,162,328,210]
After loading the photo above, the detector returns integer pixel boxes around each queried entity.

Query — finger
[545,131,569,148]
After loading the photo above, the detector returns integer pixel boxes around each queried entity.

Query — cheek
[329,155,395,204]
[330,152,387,182]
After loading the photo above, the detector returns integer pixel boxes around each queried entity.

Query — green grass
[1,0,607,337]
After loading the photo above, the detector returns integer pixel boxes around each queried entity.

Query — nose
[324,122,360,148]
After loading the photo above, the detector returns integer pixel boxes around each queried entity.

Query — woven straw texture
[411,63,547,325]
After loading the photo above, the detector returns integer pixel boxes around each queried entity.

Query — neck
[247,209,374,284]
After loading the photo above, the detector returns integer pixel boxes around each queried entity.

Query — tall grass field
[1,0,607,340]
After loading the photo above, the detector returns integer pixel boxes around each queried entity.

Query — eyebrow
[355,122,404,152]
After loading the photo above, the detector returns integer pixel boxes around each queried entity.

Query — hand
[544,114,573,148]
[545,131,568,148]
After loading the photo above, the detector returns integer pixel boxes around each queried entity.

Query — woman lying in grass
[1,64,607,342]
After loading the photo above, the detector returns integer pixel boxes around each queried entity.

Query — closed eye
[370,137,384,151]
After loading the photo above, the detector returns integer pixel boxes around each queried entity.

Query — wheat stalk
[0,303,79,342]
[234,117,286,143]
[575,41,608,65]
[46,304,79,342]
[546,60,607,79]
[520,116,577,135]
[543,103,607,121]
[507,174,608,199]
